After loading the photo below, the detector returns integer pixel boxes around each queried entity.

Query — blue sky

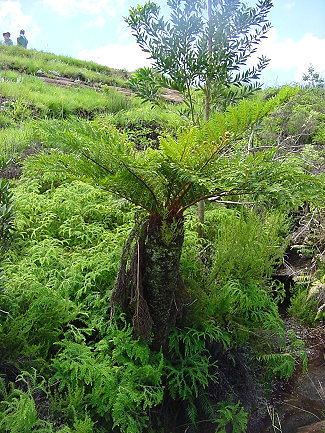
[1,0,324,85]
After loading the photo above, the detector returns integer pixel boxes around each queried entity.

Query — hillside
[0,46,324,433]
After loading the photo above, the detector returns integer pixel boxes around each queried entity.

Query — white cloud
[41,0,125,17]
[253,30,325,83]
[283,0,295,11]
[84,16,106,30]
[78,42,151,71]
[0,0,39,37]
[82,30,325,80]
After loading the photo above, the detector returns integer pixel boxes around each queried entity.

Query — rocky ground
[263,323,324,433]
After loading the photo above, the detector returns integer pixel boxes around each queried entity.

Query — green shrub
[0,369,95,433]
[0,389,43,433]
[289,286,321,325]
[258,330,307,380]
[52,323,164,433]
[13,180,132,244]
[167,322,230,400]
[0,180,133,365]
[182,207,289,319]
[214,402,248,433]
[207,208,289,285]
[181,207,306,381]
[205,279,285,347]
[0,370,53,433]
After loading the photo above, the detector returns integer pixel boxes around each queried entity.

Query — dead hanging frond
[291,208,325,258]
[131,232,153,340]
[111,223,140,312]
[111,218,153,340]
[308,281,325,321]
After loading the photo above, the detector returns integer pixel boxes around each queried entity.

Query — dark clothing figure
[17,34,28,48]
[17,30,28,48]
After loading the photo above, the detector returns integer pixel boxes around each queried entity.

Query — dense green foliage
[0,44,324,433]
[302,65,325,89]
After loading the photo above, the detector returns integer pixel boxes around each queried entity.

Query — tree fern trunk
[112,214,186,350]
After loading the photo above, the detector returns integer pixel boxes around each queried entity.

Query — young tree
[127,0,273,228]
[35,89,318,349]
[302,65,325,88]
[127,0,273,123]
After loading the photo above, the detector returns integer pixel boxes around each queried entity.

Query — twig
[267,404,283,433]
[283,402,321,421]
[292,209,318,242]
[208,199,253,205]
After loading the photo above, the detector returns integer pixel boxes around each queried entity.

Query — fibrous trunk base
[112,214,186,350]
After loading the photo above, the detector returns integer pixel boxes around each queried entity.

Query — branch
[177,188,262,214]
[208,199,254,205]
[119,160,160,210]
[80,151,114,175]
[198,138,230,173]
[109,188,153,214]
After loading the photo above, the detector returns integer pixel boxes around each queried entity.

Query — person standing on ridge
[17,30,28,48]
[2,32,13,46]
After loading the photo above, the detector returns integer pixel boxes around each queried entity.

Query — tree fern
[31,86,308,218]
[28,90,322,347]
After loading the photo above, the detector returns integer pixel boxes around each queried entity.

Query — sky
[0,0,324,86]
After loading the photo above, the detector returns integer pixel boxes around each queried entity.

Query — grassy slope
[0,48,132,126]
[0,71,131,117]
[0,45,129,86]
[0,47,185,170]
